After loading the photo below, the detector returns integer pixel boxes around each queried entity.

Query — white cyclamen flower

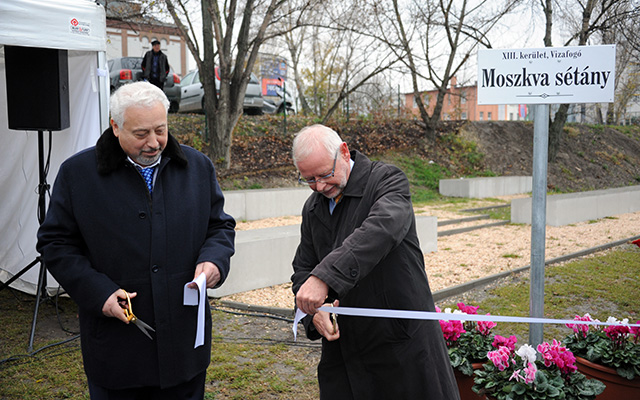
[606,316,619,324]
[516,344,537,365]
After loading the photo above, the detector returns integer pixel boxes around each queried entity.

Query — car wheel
[169,101,179,113]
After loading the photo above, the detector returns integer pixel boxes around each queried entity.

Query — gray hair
[292,124,343,167]
[109,81,169,126]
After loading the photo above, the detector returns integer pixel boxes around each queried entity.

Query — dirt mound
[171,114,640,193]
[461,121,640,192]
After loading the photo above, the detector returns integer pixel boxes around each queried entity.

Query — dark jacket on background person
[142,49,170,84]
[37,128,235,389]
[292,150,460,400]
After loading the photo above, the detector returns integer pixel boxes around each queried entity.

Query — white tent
[0,0,109,294]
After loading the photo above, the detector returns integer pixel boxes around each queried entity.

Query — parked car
[178,68,263,115]
[262,87,296,115]
[107,57,181,112]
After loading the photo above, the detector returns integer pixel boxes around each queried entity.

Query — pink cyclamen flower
[537,340,577,376]
[509,369,523,383]
[488,346,512,371]
[604,320,630,350]
[457,302,479,315]
[604,323,630,341]
[477,317,497,336]
[524,362,537,384]
[492,335,518,351]
[439,319,465,344]
[630,321,640,343]
[565,314,593,338]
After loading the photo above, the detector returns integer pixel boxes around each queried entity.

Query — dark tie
[138,166,155,194]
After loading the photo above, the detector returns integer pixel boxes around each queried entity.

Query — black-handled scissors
[120,290,155,340]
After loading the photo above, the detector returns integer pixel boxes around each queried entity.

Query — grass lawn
[1,244,638,399]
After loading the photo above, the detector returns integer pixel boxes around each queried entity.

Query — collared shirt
[329,158,354,215]
[151,52,160,79]
[127,156,161,188]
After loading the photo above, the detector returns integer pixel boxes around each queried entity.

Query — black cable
[211,306,294,323]
[0,334,80,366]
[54,286,80,335]
[213,336,321,349]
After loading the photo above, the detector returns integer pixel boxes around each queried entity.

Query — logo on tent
[69,18,91,36]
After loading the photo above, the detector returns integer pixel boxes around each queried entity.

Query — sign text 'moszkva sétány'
[477,45,615,105]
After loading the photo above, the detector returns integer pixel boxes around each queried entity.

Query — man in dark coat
[142,39,170,90]
[291,124,460,400]
[37,81,235,399]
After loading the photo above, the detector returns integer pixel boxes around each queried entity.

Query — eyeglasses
[298,149,339,185]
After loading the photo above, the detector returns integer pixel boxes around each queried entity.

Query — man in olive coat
[37,82,235,399]
[292,124,460,400]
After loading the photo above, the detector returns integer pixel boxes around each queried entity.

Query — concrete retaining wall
[223,187,312,221]
[439,176,532,198]
[209,215,438,297]
[511,185,640,226]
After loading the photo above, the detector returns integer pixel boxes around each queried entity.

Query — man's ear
[340,142,350,160]
[110,119,120,137]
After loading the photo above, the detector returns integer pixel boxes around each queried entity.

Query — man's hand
[312,300,340,341]
[102,289,136,323]
[190,261,221,289]
[296,275,329,315]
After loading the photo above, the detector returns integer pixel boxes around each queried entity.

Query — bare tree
[542,0,640,161]
[163,0,313,168]
[277,0,398,121]
[377,0,519,140]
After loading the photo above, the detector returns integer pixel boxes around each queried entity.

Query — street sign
[476,44,616,349]
[478,45,616,105]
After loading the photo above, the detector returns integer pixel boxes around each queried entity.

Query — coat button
[350,269,357,277]
[138,212,146,219]
[152,265,159,273]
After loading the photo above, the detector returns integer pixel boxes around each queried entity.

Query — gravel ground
[225,196,640,310]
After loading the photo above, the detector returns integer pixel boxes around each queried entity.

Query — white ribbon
[292,306,640,341]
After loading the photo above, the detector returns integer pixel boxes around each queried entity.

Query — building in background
[101,1,188,77]
[404,77,529,121]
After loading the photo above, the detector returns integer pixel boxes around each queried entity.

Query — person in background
[291,124,460,400]
[142,39,170,90]
[37,81,235,399]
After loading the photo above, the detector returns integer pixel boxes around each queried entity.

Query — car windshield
[121,58,142,69]
[182,71,199,86]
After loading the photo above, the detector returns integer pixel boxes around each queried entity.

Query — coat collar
[342,150,371,198]
[96,127,187,174]
[307,150,371,216]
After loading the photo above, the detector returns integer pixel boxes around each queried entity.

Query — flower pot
[454,362,484,400]
[575,357,640,399]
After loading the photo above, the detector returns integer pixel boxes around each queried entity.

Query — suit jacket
[292,150,460,400]
[37,128,235,389]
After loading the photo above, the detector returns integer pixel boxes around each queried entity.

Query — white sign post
[477,45,615,347]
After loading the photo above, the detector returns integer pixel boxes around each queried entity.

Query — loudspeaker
[5,45,70,131]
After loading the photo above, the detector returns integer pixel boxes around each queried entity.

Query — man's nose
[146,133,159,149]
[315,181,328,192]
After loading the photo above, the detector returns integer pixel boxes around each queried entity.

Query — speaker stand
[0,130,53,352]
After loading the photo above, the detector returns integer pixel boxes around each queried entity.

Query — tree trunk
[210,110,233,169]
[606,102,615,125]
[548,104,568,162]
[595,104,604,124]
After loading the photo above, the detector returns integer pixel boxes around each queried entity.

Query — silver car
[178,68,263,115]
[107,57,181,113]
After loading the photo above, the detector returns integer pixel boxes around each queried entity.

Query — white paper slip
[183,272,207,348]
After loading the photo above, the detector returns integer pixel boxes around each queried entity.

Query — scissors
[120,290,155,340]
[330,303,338,334]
